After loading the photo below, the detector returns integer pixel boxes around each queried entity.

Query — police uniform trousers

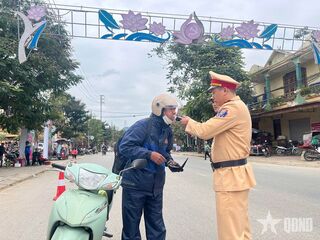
[213,164,256,240]
[121,188,166,240]
[215,190,251,240]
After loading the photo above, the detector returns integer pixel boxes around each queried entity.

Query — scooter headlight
[65,168,76,183]
[78,168,107,190]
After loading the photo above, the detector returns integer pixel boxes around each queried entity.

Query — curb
[0,157,82,192]
[0,168,49,191]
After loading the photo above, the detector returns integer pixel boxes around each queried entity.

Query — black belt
[211,159,247,172]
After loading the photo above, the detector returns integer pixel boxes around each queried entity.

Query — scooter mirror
[131,159,147,169]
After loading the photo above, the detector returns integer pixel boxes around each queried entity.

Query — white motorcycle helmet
[151,93,178,125]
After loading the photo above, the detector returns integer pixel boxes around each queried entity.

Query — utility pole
[100,95,105,121]
[87,110,92,148]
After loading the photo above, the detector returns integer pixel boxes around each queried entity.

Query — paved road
[0,153,319,239]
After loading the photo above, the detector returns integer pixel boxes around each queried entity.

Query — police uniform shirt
[186,96,256,191]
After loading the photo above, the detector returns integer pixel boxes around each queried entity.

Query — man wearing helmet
[119,93,183,240]
[180,71,256,240]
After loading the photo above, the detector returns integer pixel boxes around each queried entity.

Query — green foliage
[171,122,188,146]
[153,42,252,121]
[104,124,125,146]
[0,0,82,132]
[49,93,89,139]
[87,118,105,146]
[269,96,285,107]
[301,85,320,96]
[0,133,5,141]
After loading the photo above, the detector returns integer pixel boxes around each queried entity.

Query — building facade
[249,45,320,143]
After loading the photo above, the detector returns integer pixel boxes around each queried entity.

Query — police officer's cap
[207,71,240,92]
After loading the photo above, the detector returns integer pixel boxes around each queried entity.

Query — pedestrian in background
[0,143,5,167]
[25,141,31,166]
[71,148,78,159]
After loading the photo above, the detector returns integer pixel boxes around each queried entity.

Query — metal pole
[87,120,90,148]
[100,95,104,121]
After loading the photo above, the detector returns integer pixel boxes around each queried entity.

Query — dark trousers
[0,154,3,167]
[25,153,30,166]
[121,188,166,240]
[204,151,211,160]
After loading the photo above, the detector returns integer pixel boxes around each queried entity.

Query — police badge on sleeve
[216,109,228,118]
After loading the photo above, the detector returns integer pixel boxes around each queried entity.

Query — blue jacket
[25,145,31,155]
[119,114,173,194]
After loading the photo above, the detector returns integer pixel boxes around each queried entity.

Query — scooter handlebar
[52,163,66,171]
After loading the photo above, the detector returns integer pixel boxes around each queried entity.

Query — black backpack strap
[143,117,153,144]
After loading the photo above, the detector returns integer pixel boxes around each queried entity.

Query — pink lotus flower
[149,22,166,36]
[220,26,235,40]
[312,30,320,43]
[120,10,148,32]
[235,20,259,40]
[27,5,46,22]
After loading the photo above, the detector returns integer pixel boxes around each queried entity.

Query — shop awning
[0,131,19,139]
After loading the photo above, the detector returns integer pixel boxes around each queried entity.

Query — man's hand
[180,116,190,126]
[150,151,166,165]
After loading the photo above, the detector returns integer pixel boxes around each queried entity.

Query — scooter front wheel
[51,225,90,240]
[263,150,271,157]
[304,150,319,161]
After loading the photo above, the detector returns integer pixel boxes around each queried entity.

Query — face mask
[163,115,173,125]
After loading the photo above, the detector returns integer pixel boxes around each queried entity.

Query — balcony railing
[248,83,320,111]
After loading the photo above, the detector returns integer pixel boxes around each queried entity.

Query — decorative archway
[16,4,320,64]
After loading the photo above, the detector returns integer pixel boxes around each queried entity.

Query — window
[283,68,307,98]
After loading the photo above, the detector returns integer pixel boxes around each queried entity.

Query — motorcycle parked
[303,146,320,161]
[47,159,147,240]
[261,140,272,157]
[275,140,302,156]
[4,150,19,167]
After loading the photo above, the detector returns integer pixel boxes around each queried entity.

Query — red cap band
[210,78,237,90]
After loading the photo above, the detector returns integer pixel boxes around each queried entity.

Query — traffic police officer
[180,71,256,240]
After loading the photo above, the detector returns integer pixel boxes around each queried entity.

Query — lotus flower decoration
[27,5,46,22]
[235,20,259,40]
[120,10,148,32]
[312,30,320,43]
[149,22,166,36]
[173,12,205,44]
[220,26,235,40]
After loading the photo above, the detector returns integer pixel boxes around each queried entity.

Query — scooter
[275,140,301,156]
[47,159,147,240]
[261,140,272,157]
[4,150,19,167]
[303,146,320,161]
